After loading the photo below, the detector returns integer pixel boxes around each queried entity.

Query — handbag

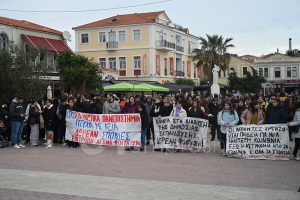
[289,125,299,133]
[39,114,44,129]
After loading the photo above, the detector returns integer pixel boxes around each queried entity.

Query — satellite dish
[62,31,71,41]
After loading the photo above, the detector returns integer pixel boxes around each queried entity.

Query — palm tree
[192,34,234,82]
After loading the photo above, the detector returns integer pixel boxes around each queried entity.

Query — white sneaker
[46,143,53,148]
[221,149,225,154]
[290,155,295,160]
[19,144,26,148]
[13,144,21,149]
[295,156,300,161]
[63,143,67,146]
[222,152,227,156]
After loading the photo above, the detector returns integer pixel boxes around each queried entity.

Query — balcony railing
[176,45,184,52]
[156,40,175,49]
[174,70,185,77]
[106,41,118,49]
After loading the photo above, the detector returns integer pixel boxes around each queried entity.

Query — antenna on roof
[62,31,71,41]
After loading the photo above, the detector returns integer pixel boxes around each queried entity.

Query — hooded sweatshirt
[103,99,121,114]
[9,98,25,122]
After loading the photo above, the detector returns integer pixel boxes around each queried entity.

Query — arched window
[0,33,8,50]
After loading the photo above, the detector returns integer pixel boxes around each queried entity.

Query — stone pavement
[0,139,299,200]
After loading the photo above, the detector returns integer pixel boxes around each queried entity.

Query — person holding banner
[123,96,138,114]
[188,100,204,119]
[266,98,288,124]
[287,101,300,160]
[66,98,80,148]
[170,100,187,117]
[137,103,149,151]
[241,100,264,125]
[218,101,239,156]
[103,93,121,114]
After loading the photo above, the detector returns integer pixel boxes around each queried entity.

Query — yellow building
[73,11,200,84]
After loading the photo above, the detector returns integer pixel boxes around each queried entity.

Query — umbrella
[136,83,169,92]
[103,82,151,92]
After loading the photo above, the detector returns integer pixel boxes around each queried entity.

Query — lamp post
[207,80,210,96]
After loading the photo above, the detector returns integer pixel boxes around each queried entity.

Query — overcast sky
[1,0,299,57]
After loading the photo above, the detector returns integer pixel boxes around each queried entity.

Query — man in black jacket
[88,99,102,114]
[10,96,26,149]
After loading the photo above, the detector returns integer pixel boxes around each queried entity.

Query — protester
[258,96,267,119]
[123,96,138,114]
[57,97,68,145]
[138,103,149,151]
[0,101,11,143]
[241,100,264,125]
[163,97,173,115]
[200,99,209,119]
[43,99,56,148]
[187,100,204,119]
[235,100,246,125]
[66,98,80,148]
[170,100,187,117]
[38,99,45,142]
[218,101,239,156]
[88,99,102,114]
[28,99,42,147]
[10,96,26,149]
[266,98,288,124]
[103,93,121,114]
[145,96,154,145]
[208,99,221,141]
[287,101,300,160]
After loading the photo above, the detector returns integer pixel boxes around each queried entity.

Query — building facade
[73,11,200,84]
[252,53,300,94]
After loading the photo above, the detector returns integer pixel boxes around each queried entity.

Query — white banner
[226,124,290,160]
[153,117,209,151]
[65,111,141,146]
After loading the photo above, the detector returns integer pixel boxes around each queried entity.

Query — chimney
[289,38,292,50]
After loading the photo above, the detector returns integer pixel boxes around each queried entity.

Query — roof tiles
[0,16,62,35]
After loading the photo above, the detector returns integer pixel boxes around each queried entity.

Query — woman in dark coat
[188,100,204,119]
[43,99,57,148]
[66,98,80,148]
[28,99,41,147]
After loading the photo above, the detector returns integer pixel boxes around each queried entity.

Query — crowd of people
[0,90,299,160]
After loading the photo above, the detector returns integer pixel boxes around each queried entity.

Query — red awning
[21,34,72,53]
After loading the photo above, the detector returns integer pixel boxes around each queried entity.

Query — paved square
[0,137,299,200]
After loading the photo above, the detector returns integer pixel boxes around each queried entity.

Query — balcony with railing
[188,48,196,55]
[176,45,184,53]
[106,41,118,50]
[156,40,175,51]
[174,70,185,77]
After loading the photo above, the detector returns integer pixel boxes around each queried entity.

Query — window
[111,17,118,23]
[134,56,141,69]
[182,38,185,47]
[287,67,291,77]
[133,30,140,41]
[0,33,8,50]
[259,68,263,76]
[170,35,174,43]
[293,67,297,77]
[182,61,185,73]
[188,42,196,54]
[274,67,280,78]
[81,33,89,43]
[108,58,116,70]
[99,32,106,43]
[99,58,106,68]
[164,58,167,76]
[119,57,126,70]
[119,31,126,42]
[264,68,268,78]
[243,67,247,75]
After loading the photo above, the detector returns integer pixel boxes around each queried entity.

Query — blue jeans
[140,128,148,149]
[12,121,24,145]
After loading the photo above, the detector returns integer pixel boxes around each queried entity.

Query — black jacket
[150,102,168,118]
[0,106,11,128]
[43,105,57,131]
[188,108,204,119]
[9,100,25,122]
[140,111,149,131]
[29,106,40,124]
[267,104,288,124]
[88,103,102,114]
[181,99,191,113]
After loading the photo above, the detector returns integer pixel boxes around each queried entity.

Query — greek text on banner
[153,117,208,150]
[65,110,141,146]
[226,124,289,160]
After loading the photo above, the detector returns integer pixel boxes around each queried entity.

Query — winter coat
[165,104,174,116]
[289,109,300,138]
[103,100,121,114]
[208,104,219,124]
[170,107,187,117]
[181,99,191,113]
[88,104,102,114]
[236,106,245,125]
[43,105,57,131]
[123,102,138,114]
[145,101,154,122]
[150,102,168,118]
[187,108,204,119]
[9,100,25,122]
[241,109,264,125]
[139,110,149,131]
[0,106,11,128]
[267,104,288,124]
[218,110,239,134]
[29,106,40,125]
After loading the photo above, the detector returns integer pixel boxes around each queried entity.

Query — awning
[21,34,72,53]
